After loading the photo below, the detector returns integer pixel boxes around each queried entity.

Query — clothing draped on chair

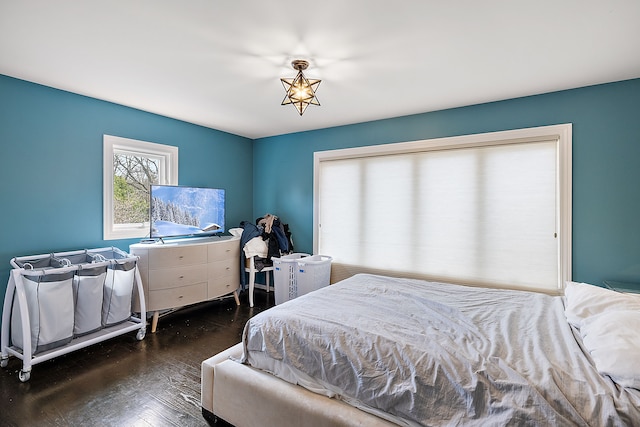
[238,214,293,289]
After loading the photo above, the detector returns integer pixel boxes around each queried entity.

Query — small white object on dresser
[130,235,240,333]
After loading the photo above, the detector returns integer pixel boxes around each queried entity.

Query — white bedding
[241,274,640,426]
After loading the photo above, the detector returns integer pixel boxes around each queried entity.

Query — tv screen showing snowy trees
[150,185,225,239]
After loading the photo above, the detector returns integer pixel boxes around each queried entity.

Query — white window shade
[315,125,571,292]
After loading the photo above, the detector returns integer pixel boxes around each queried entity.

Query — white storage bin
[11,269,75,354]
[53,250,109,337]
[295,255,332,297]
[73,266,107,336]
[89,248,138,327]
[272,253,309,305]
[102,259,137,327]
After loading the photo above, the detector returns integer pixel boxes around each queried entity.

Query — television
[150,185,225,239]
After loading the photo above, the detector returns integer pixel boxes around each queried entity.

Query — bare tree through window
[113,153,159,225]
[104,135,177,240]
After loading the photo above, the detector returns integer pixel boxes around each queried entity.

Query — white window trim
[103,135,178,240]
[313,124,572,291]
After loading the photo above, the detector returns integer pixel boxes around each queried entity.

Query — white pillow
[580,310,640,389]
[564,281,640,327]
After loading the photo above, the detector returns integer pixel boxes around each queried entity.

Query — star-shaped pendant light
[281,59,321,116]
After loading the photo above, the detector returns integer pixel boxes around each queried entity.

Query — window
[314,124,572,293]
[103,135,178,240]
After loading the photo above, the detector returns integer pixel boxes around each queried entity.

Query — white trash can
[295,255,332,297]
[272,253,309,305]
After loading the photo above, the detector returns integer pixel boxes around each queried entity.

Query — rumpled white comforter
[241,274,640,426]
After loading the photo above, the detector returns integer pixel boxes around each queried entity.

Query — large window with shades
[313,124,572,293]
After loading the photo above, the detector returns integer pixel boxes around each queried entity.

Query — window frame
[313,124,572,292]
[103,135,178,240]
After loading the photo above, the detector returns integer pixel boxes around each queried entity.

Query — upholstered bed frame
[201,343,393,427]
[202,274,640,426]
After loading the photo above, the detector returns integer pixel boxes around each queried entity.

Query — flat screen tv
[150,185,225,239]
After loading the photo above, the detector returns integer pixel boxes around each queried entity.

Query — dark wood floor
[0,289,274,427]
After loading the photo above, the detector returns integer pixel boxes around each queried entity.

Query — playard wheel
[18,370,30,382]
[0,358,8,368]
[136,329,146,341]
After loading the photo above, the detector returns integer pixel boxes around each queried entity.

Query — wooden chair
[245,256,274,307]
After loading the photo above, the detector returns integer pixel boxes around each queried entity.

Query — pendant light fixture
[281,59,321,116]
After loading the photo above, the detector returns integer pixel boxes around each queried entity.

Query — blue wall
[253,78,640,287]
[1,74,639,328]
[0,75,253,324]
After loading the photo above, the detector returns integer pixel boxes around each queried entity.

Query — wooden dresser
[130,236,240,332]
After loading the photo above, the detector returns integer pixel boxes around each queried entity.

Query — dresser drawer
[208,277,239,299]
[148,282,208,311]
[148,264,208,290]
[209,258,237,279]
[208,239,239,260]
[149,245,207,269]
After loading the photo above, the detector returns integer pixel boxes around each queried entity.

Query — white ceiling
[1,1,639,139]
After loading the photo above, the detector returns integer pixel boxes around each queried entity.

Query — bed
[201,274,640,426]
